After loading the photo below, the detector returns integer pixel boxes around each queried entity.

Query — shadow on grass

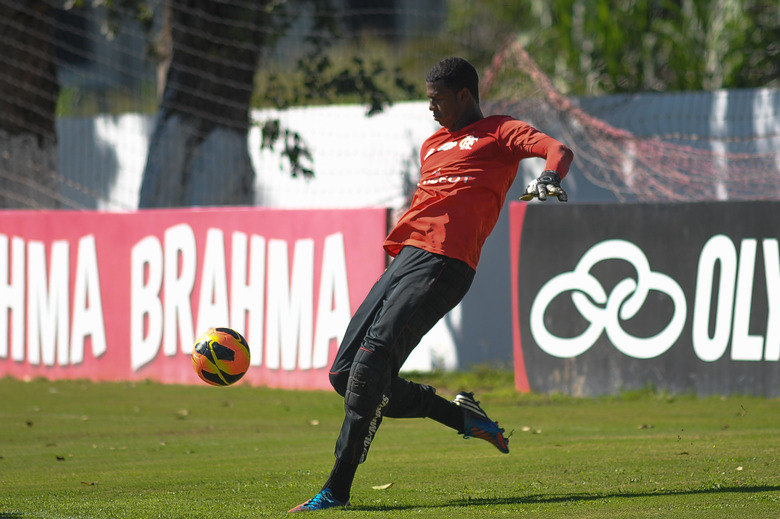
[0,514,24,518]
[349,484,780,512]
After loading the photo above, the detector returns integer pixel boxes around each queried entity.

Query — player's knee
[329,371,348,397]
[344,351,390,413]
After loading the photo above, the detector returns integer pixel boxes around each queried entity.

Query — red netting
[482,37,780,202]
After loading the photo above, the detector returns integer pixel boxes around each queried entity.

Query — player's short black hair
[426,57,479,101]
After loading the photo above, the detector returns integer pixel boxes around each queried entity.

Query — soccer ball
[192,327,250,386]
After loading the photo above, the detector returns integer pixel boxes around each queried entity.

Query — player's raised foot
[288,488,349,513]
[453,391,509,454]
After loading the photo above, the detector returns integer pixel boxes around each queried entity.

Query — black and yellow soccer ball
[192,327,250,386]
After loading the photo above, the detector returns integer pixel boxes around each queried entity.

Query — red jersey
[384,115,571,269]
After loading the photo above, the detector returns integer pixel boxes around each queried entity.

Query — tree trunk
[139,0,270,208]
[0,0,61,209]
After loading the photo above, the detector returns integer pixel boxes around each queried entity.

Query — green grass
[0,375,778,518]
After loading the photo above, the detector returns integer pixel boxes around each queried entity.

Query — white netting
[1,4,778,208]
[0,0,449,209]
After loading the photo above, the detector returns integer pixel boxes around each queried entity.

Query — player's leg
[328,261,397,396]
[371,252,508,453]
[290,247,469,511]
[383,377,465,430]
[347,247,508,454]
[291,252,415,512]
[335,247,474,459]
[290,247,502,512]
[382,375,509,453]
[297,263,396,511]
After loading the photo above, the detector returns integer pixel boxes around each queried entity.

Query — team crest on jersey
[459,135,478,150]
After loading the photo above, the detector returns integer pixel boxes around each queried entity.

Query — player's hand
[520,170,568,202]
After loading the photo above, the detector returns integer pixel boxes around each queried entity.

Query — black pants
[328,246,475,464]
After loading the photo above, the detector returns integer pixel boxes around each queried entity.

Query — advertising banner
[511,201,779,396]
[0,207,387,389]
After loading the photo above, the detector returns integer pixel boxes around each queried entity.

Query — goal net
[482,36,780,202]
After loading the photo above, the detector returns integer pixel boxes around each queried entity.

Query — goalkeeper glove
[520,170,568,202]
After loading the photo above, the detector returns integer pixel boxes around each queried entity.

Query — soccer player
[289,57,573,512]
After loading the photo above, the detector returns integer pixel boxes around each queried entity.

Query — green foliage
[447,0,779,95]
[69,0,155,38]
[1,377,778,518]
[259,119,314,178]
[252,27,422,177]
[248,2,421,177]
[56,81,159,117]
[253,35,423,111]
[256,46,419,178]
[406,364,519,399]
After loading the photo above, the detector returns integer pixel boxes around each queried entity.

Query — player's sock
[323,458,357,503]
[426,394,466,432]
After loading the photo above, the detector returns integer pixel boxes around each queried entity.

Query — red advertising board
[0,207,387,389]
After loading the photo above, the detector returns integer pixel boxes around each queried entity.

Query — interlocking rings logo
[530,240,687,359]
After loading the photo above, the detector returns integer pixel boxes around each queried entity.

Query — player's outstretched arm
[520,170,568,202]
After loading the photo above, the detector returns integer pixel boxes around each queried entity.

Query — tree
[139,0,414,207]
[138,0,274,207]
[448,0,779,96]
[0,0,415,209]
[0,1,61,208]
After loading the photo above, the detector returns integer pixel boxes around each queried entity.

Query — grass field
[1,373,778,518]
